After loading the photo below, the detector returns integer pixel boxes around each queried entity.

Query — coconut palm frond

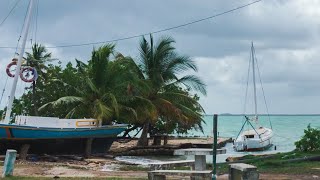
[171,75,207,95]
[159,91,199,105]
[93,99,114,122]
[139,36,152,76]
[38,102,53,111]
[85,78,99,94]
[102,93,119,118]
[154,36,175,66]
[65,107,77,119]
[75,59,88,74]
[133,96,157,114]
[118,105,138,121]
[51,96,85,107]
[165,55,197,74]
[50,78,85,95]
[91,44,115,88]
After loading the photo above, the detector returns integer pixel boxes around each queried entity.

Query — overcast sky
[0,0,319,114]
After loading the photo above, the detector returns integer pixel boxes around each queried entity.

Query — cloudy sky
[0,0,319,114]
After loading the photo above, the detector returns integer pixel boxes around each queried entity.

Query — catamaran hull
[234,127,273,152]
[0,124,127,154]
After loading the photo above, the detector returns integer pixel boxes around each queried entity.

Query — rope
[0,77,9,106]
[1,0,30,110]
[254,48,273,130]
[0,0,264,49]
[240,48,252,133]
[0,0,21,28]
[29,0,40,46]
[34,0,39,43]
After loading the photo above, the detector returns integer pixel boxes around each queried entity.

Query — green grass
[213,150,320,175]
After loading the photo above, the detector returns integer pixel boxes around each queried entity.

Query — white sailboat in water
[234,43,273,151]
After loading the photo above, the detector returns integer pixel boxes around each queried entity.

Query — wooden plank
[19,144,30,160]
[174,148,226,155]
[150,160,194,165]
[149,170,212,175]
[149,160,195,170]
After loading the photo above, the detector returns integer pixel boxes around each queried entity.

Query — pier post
[212,114,218,180]
[85,138,93,157]
[2,149,17,177]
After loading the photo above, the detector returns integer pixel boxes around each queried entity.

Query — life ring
[20,67,38,83]
[6,61,17,77]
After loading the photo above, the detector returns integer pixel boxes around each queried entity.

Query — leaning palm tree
[40,44,137,125]
[25,43,55,115]
[133,35,207,146]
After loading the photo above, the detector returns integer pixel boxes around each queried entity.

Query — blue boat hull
[0,124,127,155]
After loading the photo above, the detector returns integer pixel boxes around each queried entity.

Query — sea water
[191,115,320,163]
[115,115,320,165]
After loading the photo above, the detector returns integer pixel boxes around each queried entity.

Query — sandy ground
[1,138,319,179]
[6,161,319,180]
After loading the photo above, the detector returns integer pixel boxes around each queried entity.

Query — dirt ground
[108,137,230,153]
[1,138,319,179]
[6,161,319,180]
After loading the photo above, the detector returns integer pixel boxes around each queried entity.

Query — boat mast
[4,0,35,123]
[251,42,258,123]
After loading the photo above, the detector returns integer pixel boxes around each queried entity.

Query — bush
[295,124,320,151]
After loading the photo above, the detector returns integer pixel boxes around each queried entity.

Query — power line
[0,0,21,28]
[0,0,263,49]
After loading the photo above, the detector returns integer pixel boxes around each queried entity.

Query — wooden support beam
[85,138,93,157]
[19,144,30,160]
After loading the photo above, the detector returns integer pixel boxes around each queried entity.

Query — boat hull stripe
[5,128,11,138]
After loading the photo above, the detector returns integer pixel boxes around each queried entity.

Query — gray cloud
[0,0,319,114]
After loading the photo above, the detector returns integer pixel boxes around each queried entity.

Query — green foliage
[39,45,137,125]
[10,36,206,139]
[15,63,81,118]
[295,124,320,151]
[216,151,320,175]
[25,43,56,116]
[132,34,206,146]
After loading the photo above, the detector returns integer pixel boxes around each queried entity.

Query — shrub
[295,124,320,151]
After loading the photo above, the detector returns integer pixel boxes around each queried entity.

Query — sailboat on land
[233,43,273,152]
[0,0,127,155]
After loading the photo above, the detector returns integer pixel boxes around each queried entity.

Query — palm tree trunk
[137,122,149,146]
[32,81,38,116]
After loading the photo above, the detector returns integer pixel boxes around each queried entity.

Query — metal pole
[251,42,258,122]
[212,114,218,180]
[4,0,35,123]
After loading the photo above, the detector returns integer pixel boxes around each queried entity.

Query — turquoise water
[189,115,320,152]
[118,115,320,164]
[181,115,320,162]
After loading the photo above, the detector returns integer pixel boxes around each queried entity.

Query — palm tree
[132,35,206,146]
[40,44,137,125]
[25,43,55,115]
